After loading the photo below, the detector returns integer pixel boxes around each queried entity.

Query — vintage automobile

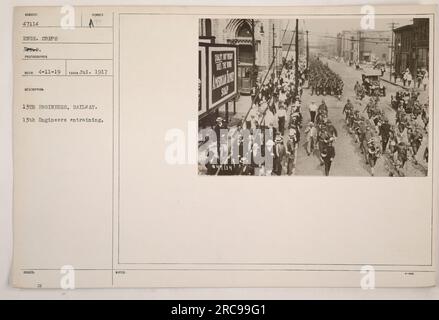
[373,62,386,70]
[361,70,386,97]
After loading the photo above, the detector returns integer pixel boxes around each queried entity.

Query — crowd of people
[200,55,428,177]
[233,58,341,176]
[393,67,429,90]
[342,98,383,176]
[391,89,429,130]
[202,58,307,176]
[342,93,427,176]
[308,58,344,99]
[305,100,338,175]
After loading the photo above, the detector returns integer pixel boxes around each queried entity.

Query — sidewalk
[380,70,428,91]
[380,70,429,103]
[216,95,252,127]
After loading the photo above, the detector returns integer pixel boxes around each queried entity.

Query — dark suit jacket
[274,143,286,159]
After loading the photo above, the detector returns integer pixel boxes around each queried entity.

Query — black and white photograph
[5,2,438,295]
[198,17,431,176]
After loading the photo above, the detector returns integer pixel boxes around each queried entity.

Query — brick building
[393,18,429,76]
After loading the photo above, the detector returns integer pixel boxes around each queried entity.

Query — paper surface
[12,5,437,288]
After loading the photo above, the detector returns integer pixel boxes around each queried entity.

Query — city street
[293,57,428,177]
[227,57,429,177]
[199,18,430,176]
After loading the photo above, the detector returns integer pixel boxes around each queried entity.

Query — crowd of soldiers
[342,93,427,176]
[202,57,345,176]
[342,98,382,176]
[391,90,429,130]
[308,58,344,99]
[305,100,338,176]
[200,55,428,177]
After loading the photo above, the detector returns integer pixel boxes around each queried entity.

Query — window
[237,23,252,38]
[417,48,428,69]
[205,19,212,37]
[199,19,212,37]
[238,45,253,64]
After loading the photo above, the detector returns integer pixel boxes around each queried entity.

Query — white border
[1,0,438,300]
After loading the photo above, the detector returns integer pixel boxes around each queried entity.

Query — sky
[281,17,414,45]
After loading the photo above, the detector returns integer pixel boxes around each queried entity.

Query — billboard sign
[207,46,237,110]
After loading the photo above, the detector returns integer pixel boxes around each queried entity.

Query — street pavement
[220,58,429,176]
[292,58,378,176]
[318,58,429,177]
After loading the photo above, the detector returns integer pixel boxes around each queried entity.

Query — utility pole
[272,23,276,77]
[413,22,417,88]
[294,19,299,98]
[388,22,398,81]
[251,19,256,87]
[306,30,309,71]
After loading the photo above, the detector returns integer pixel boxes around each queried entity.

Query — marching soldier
[318,100,328,114]
[342,99,354,123]
[378,118,391,152]
[321,144,335,176]
[326,119,338,141]
[365,139,381,176]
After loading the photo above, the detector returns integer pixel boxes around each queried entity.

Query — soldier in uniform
[342,99,354,123]
[316,79,322,95]
[321,143,335,176]
[379,119,391,153]
[365,139,380,176]
[318,99,328,115]
[363,98,375,118]
[393,142,409,175]
[326,119,338,141]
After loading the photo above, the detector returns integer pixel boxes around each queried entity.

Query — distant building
[360,30,392,63]
[393,18,429,76]
[337,30,359,63]
[337,30,391,64]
